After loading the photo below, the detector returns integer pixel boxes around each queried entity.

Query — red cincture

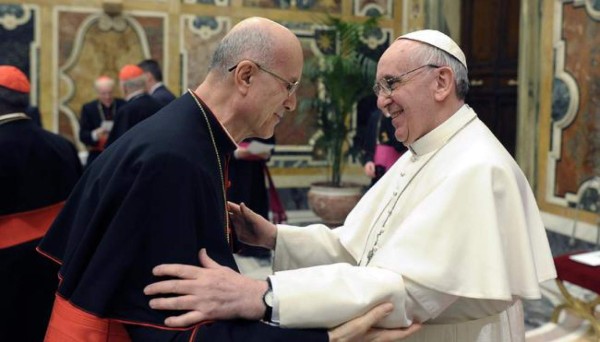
[0,201,65,249]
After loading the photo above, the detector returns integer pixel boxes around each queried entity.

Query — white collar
[408,104,476,156]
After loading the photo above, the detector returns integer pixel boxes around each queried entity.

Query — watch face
[265,290,274,307]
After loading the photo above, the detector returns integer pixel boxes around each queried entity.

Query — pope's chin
[394,132,407,144]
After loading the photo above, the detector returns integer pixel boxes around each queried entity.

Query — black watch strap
[262,277,273,322]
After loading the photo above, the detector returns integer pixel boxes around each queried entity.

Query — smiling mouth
[389,109,403,119]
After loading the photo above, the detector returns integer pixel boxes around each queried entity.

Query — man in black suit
[138,59,176,106]
[79,76,125,167]
[106,64,163,146]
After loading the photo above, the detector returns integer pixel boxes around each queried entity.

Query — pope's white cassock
[269,105,556,341]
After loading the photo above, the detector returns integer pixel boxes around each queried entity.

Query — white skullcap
[397,29,467,70]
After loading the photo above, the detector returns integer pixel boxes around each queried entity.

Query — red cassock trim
[44,295,211,341]
[0,201,65,249]
[44,295,131,342]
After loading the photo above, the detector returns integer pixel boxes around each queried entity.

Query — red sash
[0,201,65,249]
[89,135,108,152]
[44,295,131,342]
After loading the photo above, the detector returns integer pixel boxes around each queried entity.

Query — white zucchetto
[397,30,468,70]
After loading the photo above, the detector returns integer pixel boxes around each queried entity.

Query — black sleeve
[362,111,380,164]
[79,104,97,147]
[106,107,127,147]
[126,320,328,342]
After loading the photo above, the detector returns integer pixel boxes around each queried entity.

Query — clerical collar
[0,112,31,126]
[187,90,237,148]
[408,104,476,156]
[125,89,145,101]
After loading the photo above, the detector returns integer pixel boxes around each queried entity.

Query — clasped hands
[144,202,421,341]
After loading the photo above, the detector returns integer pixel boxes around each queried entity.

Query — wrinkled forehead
[271,38,304,78]
[377,40,420,75]
[96,84,114,93]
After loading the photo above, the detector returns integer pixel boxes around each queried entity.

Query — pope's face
[375,40,440,145]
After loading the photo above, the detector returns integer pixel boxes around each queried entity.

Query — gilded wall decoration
[180,15,230,90]
[55,8,166,147]
[241,0,341,13]
[546,0,600,212]
[183,0,229,6]
[353,0,392,17]
[0,4,39,105]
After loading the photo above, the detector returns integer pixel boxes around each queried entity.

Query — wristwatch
[262,277,273,322]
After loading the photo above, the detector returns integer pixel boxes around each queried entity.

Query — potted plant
[301,15,380,226]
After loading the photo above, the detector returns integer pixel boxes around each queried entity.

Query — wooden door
[461,0,520,156]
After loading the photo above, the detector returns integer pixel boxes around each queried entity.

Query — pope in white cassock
[145,29,557,342]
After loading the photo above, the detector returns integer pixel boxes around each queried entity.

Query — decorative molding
[97,13,128,32]
[572,0,600,19]
[57,11,152,149]
[183,0,230,6]
[29,5,40,108]
[52,6,165,146]
[546,0,599,210]
[0,4,32,31]
[187,15,229,40]
[179,15,230,92]
[353,0,392,17]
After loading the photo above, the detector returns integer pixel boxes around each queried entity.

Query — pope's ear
[433,66,454,101]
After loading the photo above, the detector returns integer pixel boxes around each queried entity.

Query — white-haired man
[79,75,125,166]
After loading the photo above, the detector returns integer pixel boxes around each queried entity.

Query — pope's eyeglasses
[228,61,300,97]
[373,64,440,97]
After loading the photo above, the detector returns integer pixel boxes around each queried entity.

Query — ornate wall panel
[55,7,166,147]
[180,15,230,90]
[0,4,39,105]
[353,0,393,17]
[0,0,405,187]
[241,0,341,13]
[183,0,229,6]
[542,0,600,215]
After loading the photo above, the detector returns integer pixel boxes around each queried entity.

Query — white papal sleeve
[273,224,355,270]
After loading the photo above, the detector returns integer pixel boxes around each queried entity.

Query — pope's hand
[228,202,277,249]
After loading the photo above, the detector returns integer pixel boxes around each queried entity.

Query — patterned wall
[541,0,600,217]
[0,0,416,185]
[0,4,39,105]
[53,8,167,148]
